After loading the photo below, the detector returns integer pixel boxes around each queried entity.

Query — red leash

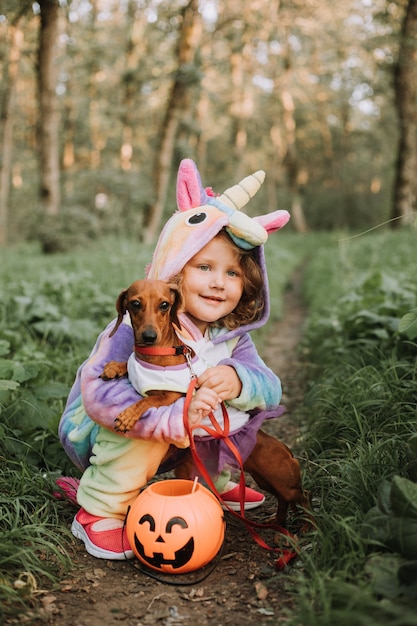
[183,378,297,570]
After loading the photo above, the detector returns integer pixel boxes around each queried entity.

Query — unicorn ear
[176,159,208,211]
[254,210,290,234]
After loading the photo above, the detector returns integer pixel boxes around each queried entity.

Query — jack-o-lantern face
[134,514,194,570]
[126,480,225,574]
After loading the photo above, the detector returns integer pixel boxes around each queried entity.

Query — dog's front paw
[114,418,129,433]
[114,410,137,433]
[100,361,128,380]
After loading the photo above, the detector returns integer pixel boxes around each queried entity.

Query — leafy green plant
[399,308,417,340]
[362,467,417,603]
[365,473,417,558]
[0,237,154,472]
[286,229,417,625]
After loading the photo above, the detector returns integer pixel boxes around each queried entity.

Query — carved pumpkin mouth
[134,534,195,570]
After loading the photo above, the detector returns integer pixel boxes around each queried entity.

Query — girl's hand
[187,387,220,427]
[197,365,242,401]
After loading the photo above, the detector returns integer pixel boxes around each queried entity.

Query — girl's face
[181,236,244,334]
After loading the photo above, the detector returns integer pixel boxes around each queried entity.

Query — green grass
[0,446,73,619]
[284,227,417,625]
[1,228,417,623]
[0,236,157,620]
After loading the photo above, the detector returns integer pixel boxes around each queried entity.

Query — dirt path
[29,272,307,626]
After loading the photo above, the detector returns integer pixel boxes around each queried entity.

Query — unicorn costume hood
[147,159,290,342]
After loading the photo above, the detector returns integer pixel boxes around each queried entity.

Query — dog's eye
[159,301,170,312]
[130,300,142,311]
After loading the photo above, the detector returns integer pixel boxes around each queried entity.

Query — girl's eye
[227,270,239,277]
[199,264,210,271]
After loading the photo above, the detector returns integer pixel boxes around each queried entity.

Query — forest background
[1,0,417,251]
[1,1,417,625]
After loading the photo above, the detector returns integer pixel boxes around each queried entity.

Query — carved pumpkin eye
[166,517,188,532]
[138,513,155,531]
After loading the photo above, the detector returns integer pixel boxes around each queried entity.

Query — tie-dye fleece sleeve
[219,333,282,411]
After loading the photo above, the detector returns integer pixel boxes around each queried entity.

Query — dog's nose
[141,328,157,344]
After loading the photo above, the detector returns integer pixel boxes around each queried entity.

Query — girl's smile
[181,236,244,334]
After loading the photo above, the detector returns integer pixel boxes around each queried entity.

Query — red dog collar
[134,345,191,357]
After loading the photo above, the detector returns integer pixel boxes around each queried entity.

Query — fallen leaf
[41,594,57,606]
[254,581,268,601]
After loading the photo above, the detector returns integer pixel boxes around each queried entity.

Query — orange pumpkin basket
[126,479,225,574]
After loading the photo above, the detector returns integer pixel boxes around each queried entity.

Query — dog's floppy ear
[109,289,129,337]
[168,283,182,330]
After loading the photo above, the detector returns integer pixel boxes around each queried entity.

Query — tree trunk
[279,47,309,234]
[84,0,103,170]
[142,0,202,245]
[0,15,24,245]
[37,0,61,216]
[391,0,417,227]
[119,2,147,171]
[229,46,253,182]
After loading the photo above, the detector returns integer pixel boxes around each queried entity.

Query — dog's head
[109,280,182,343]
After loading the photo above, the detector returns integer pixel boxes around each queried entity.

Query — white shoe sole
[221,495,265,511]
[71,518,134,560]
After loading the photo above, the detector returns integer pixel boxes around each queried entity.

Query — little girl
[59,159,290,559]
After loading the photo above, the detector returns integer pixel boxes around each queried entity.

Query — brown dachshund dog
[244,431,311,526]
[101,279,311,527]
[100,279,188,432]
[175,432,311,527]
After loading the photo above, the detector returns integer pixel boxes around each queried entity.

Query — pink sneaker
[220,482,265,511]
[71,508,134,560]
